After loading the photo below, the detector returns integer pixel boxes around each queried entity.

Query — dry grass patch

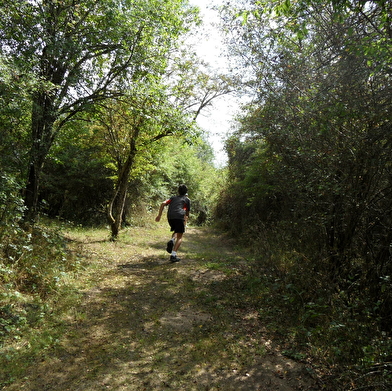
[2,224,319,391]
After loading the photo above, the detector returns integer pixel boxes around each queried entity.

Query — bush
[0,173,25,242]
[0,221,81,342]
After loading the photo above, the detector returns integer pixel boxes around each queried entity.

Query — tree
[222,0,391,244]
[94,61,231,239]
[40,119,114,224]
[94,83,196,239]
[212,3,392,382]
[219,0,392,339]
[149,135,224,225]
[0,0,198,222]
[85,38,235,239]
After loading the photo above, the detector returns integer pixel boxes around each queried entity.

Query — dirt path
[5,226,319,391]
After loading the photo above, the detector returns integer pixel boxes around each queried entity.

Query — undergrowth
[1,217,391,390]
[0,221,84,388]
[242,232,392,391]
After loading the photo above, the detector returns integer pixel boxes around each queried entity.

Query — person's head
[178,184,188,196]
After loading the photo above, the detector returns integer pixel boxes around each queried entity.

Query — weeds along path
[6,225,318,391]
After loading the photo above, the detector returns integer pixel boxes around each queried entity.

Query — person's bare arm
[155,202,166,222]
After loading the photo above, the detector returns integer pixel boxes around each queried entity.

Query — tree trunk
[23,93,56,223]
[109,179,129,240]
[108,139,138,240]
[24,162,40,223]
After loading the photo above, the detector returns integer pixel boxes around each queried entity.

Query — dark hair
[178,184,188,196]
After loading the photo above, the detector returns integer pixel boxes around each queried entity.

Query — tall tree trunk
[108,139,137,240]
[109,177,130,240]
[24,162,40,223]
[24,93,56,222]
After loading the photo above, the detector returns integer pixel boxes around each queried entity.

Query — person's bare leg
[167,233,176,253]
[173,232,183,252]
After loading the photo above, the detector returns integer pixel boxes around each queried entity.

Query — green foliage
[0,0,201,221]
[0,0,227,236]
[218,0,392,388]
[0,174,25,241]
[0,56,32,175]
[1,225,77,298]
[252,251,392,389]
[0,223,82,387]
[146,136,226,226]
[41,122,114,225]
[0,221,83,387]
[37,114,223,229]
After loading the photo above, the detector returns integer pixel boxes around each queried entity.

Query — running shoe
[166,239,174,253]
[170,255,181,263]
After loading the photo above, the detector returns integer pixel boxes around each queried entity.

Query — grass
[0,221,320,391]
[3,220,391,390]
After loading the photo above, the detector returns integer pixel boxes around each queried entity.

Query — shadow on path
[4,227,319,391]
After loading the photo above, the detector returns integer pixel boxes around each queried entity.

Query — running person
[155,184,190,262]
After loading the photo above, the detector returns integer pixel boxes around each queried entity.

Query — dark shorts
[168,219,185,234]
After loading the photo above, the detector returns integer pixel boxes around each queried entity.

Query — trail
[4,226,319,391]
